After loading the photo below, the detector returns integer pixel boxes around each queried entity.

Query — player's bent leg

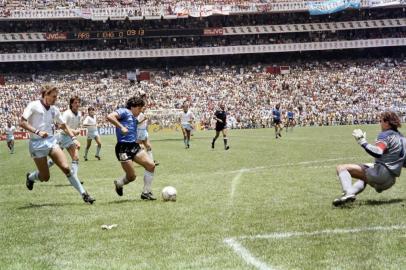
[212,131,220,149]
[222,129,229,150]
[67,145,82,184]
[181,128,188,148]
[33,157,51,182]
[50,147,94,204]
[114,161,136,196]
[50,146,71,174]
[134,151,156,200]
[336,164,367,181]
[186,130,191,148]
[95,136,102,160]
[144,140,159,166]
[84,139,92,161]
[333,164,367,206]
[26,157,51,190]
[278,124,282,137]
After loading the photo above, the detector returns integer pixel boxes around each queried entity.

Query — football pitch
[1,125,405,270]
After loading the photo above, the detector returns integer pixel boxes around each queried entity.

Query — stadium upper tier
[1,8,404,33]
[1,0,405,20]
[1,28,405,54]
[0,0,363,10]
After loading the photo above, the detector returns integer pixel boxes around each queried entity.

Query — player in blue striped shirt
[272,104,282,139]
[107,96,156,200]
[285,108,295,133]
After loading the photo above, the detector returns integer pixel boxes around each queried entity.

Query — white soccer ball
[162,186,177,202]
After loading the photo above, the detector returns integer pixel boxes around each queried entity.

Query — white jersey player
[4,122,16,154]
[20,85,94,204]
[83,107,102,161]
[180,103,195,149]
[55,96,83,183]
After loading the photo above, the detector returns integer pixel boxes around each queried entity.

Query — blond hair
[41,84,58,98]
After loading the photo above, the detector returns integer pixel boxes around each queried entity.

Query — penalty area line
[237,224,406,240]
[224,238,275,270]
[230,169,245,204]
[224,224,406,270]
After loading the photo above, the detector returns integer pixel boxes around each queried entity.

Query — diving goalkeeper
[333,111,405,206]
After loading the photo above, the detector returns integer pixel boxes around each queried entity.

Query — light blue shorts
[182,124,193,131]
[6,135,14,142]
[137,129,148,141]
[87,130,99,140]
[29,136,59,158]
[58,134,75,149]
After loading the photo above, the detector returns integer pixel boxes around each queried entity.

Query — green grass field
[1,125,405,270]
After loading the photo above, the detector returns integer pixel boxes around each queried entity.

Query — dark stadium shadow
[362,199,404,206]
[17,202,76,209]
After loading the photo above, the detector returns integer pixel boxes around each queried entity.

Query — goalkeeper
[333,111,406,206]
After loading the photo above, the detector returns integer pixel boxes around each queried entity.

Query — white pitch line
[236,224,406,240]
[228,157,358,174]
[225,224,406,270]
[224,238,274,270]
[230,169,244,203]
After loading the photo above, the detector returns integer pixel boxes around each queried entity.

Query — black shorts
[273,119,281,125]
[215,123,226,132]
[115,142,141,162]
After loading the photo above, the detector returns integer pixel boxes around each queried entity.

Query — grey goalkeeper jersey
[374,130,405,177]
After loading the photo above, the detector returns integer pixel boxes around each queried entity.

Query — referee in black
[211,103,230,150]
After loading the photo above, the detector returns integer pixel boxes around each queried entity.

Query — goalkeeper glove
[352,129,367,145]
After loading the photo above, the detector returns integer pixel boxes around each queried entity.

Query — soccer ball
[162,186,177,202]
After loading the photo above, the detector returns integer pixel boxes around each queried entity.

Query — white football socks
[143,171,154,193]
[338,170,352,195]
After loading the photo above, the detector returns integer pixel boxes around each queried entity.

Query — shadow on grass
[52,182,87,187]
[362,198,404,206]
[153,136,209,142]
[105,199,135,205]
[332,198,404,209]
[105,198,160,204]
[17,202,77,209]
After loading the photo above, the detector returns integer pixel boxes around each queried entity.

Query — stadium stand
[0,1,405,132]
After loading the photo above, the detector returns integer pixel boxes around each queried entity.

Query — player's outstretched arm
[352,129,385,158]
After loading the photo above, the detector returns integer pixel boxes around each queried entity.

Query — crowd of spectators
[0,0,309,19]
[1,57,405,133]
[0,0,323,11]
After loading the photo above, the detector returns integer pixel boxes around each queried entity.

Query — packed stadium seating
[0,2,405,133]
[1,57,405,132]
